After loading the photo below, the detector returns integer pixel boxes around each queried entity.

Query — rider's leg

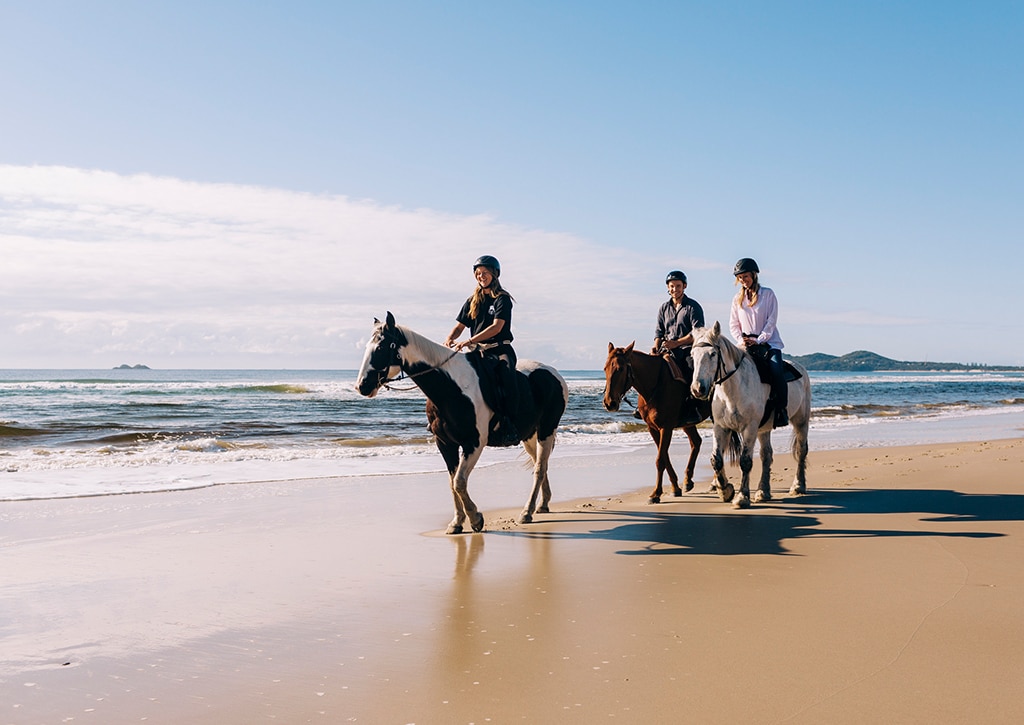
[492,352,521,446]
[768,348,789,427]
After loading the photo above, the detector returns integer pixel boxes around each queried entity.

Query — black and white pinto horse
[355,312,568,534]
[689,322,811,509]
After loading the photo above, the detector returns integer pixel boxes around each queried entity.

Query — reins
[380,342,495,392]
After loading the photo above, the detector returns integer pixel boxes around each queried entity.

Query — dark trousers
[669,348,695,387]
[750,345,788,412]
[490,348,519,418]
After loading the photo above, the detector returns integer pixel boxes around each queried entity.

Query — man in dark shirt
[652,270,704,376]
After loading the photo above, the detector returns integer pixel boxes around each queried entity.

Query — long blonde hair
[734,272,760,308]
[468,279,513,319]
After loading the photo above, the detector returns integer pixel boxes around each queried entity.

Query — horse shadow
[490,485,1020,556]
[785,488,1024,523]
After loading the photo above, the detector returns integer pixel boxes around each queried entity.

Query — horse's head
[689,322,722,400]
[355,311,408,398]
[603,342,635,412]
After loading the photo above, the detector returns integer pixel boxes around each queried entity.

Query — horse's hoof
[753,490,772,503]
[519,512,533,524]
[537,505,550,514]
[719,484,735,503]
[471,513,485,532]
[732,496,751,510]
[649,495,661,504]
[789,484,806,496]
[672,490,683,498]
[684,481,694,493]
[447,524,464,535]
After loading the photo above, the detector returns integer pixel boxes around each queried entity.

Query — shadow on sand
[489,487,1022,556]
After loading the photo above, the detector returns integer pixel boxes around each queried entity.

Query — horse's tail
[726,430,743,466]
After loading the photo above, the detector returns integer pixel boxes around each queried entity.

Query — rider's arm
[453,319,506,350]
[444,322,466,348]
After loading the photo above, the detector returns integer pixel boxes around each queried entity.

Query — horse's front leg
[646,424,676,503]
[732,428,758,510]
[709,426,734,503]
[790,418,809,496]
[447,446,485,534]
[519,434,554,524]
[753,430,773,503]
[681,425,702,492]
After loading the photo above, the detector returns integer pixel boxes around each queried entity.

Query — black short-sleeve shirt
[457,293,514,345]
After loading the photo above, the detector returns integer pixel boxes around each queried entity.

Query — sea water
[1,368,1022,500]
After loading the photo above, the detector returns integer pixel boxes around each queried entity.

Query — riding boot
[769,349,789,428]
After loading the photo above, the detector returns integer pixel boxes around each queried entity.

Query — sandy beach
[3,436,1024,724]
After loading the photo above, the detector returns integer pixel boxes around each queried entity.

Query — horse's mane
[395,325,457,368]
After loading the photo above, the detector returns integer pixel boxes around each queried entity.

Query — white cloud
[2,165,699,368]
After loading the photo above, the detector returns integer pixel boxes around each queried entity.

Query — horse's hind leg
[682,425,702,493]
[754,430,773,503]
[519,435,553,524]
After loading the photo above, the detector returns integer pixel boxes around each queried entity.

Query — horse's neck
[717,338,760,389]
[628,351,668,396]
[396,326,475,402]
[397,326,451,370]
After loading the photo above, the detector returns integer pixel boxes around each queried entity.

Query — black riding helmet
[733,258,759,276]
[473,255,501,277]
[665,270,687,284]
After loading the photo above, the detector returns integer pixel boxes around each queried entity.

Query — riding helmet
[733,257,760,276]
[473,255,501,277]
[665,270,687,284]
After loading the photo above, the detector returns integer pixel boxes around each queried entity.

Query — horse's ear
[608,342,615,353]
[625,341,635,353]
[374,317,381,325]
[385,311,396,329]
[712,321,721,337]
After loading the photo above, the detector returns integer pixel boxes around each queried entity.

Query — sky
[1,1,1021,369]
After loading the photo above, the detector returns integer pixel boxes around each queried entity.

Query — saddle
[465,352,530,446]
[747,347,802,385]
[662,354,687,383]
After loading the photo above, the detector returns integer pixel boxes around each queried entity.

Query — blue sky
[1,1,1021,368]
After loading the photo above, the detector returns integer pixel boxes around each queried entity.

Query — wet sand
[3,438,1024,724]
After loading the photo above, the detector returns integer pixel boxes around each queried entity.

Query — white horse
[689,322,811,508]
[355,312,568,534]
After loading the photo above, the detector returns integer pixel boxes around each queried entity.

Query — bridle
[606,353,638,410]
[693,339,744,388]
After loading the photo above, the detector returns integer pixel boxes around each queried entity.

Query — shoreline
[4,404,1024,503]
[3,435,1024,723]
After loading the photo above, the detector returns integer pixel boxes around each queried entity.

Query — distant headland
[113,364,151,370]
[785,350,1022,372]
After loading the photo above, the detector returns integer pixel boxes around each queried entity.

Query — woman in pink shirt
[729,258,789,427]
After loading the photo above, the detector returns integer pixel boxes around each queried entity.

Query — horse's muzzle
[690,383,711,401]
[355,375,382,398]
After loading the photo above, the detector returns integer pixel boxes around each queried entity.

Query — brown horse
[603,342,712,503]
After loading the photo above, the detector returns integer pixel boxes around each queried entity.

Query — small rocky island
[113,364,151,370]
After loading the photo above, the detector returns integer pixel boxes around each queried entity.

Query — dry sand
[3,438,1024,724]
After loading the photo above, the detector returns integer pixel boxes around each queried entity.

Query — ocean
[2,368,1023,501]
